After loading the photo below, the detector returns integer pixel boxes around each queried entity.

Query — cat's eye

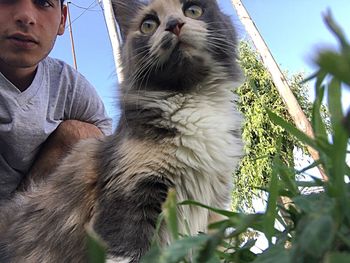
[184,5,203,19]
[140,19,159,34]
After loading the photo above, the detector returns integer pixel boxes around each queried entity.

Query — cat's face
[113,0,239,90]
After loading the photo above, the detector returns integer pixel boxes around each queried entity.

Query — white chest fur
[151,81,243,235]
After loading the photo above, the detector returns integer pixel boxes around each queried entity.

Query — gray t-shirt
[0,57,112,199]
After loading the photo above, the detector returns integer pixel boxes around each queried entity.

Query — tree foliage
[233,42,313,210]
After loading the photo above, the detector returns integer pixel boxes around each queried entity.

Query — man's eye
[34,0,54,7]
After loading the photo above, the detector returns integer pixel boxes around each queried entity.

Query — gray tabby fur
[0,0,243,262]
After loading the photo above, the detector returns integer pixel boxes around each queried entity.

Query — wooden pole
[231,0,327,180]
[66,2,78,70]
[100,0,123,82]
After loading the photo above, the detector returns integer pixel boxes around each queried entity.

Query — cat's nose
[165,19,185,36]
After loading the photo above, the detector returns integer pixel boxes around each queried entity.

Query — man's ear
[112,0,145,42]
[58,5,68,36]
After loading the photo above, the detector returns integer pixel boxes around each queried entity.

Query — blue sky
[50,0,350,122]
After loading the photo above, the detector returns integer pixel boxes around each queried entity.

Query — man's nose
[13,0,37,27]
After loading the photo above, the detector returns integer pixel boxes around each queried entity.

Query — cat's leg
[93,175,173,263]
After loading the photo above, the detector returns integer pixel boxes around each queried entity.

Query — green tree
[233,42,312,211]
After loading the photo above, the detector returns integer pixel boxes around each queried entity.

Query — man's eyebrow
[53,0,62,7]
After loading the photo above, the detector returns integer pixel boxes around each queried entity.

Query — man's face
[0,0,67,70]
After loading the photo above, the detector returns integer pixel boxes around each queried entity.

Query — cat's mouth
[177,41,193,49]
[166,42,191,63]
[175,34,197,50]
[173,41,189,52]
[157,33,206,72]
[158,29,203,66]
[166,38,196,61]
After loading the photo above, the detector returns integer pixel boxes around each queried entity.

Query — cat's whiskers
[129,51,153,84]
[206,27,238,36]
[129,52,159,100]
[122,51,155,112]
[207,31,238,44]
[130,44,152,55]
[128,46,151,63]
[206,21,234,26]
[206,35,238,51]
[207,39,236,52]
[207,38,238,49]
[206,27,235,32]
[206,30,237,38]
[141,56,160,91]
[154,54,163,72]
[133,58,160,111]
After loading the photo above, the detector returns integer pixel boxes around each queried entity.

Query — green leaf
[312,77,328,141]
[180,200,238,218]
[337,230,350,249]
[263,158,279,244]
[252,244,291,263]
[328,78,344,131]
[160,235,210,263]
[181,200,267,237]
[266,110,319,151]
[327,77,348,202]
[207,219,232,231]
[346,164,350,176]
[297,215,336,258]
[225,214,267,238]
[301,70,319,84]
[141,246,162,263]
[293,193,335,214]
[317,51,350,87]
[150,212,165,246]
[323,11,350,50]
[163,189,179,241]
[274,158,299,196]
[222,248,257,263]
[194,231,224,263]
[324,252,350,263]
[296,159,323,175]
[86,228,107,263]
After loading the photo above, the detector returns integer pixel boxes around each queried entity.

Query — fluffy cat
[0,0,243,262]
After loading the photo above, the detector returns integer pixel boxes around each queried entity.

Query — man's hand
[21,120,104,189]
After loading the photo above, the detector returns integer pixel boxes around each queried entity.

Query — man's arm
[20,120,103,189]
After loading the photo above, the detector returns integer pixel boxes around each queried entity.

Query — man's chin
[0,55,43,70]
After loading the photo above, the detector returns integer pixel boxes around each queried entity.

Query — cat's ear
[112,0,145,41]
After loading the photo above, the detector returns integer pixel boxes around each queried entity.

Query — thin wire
[65,0,100,29]
[97,0,104,12]
[69,2,101,12]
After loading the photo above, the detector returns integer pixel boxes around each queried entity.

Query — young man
[0,0,113,200]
